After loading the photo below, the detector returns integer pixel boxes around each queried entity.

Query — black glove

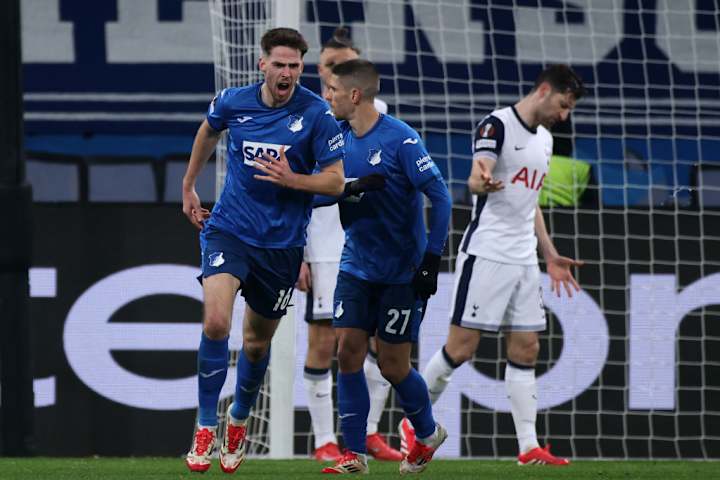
[344,174,386,196]
[412,252,441,301]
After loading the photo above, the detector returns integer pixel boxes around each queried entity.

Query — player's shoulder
[537,124,553,144]
[475,107,511,130]
[218,83,259,103]
[378,114,421,146]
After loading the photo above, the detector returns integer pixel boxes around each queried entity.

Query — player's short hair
[331,59,380,99]
[534,64,586,100]
[261,28,309,58]
[321,26,360,54]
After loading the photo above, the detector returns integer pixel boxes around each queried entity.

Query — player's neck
[513,98,540,130]
[260,82,295,108]
[349,104,380,137]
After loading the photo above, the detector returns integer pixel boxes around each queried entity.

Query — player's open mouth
[277,82,291,94]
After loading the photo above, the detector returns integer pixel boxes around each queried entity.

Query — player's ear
[258,55,267,73]
[351,87,361,105]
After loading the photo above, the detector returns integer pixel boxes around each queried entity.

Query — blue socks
[230,347,271,421]
[197,333,229,426]
[394,368,436,439]
[337,369,370,454]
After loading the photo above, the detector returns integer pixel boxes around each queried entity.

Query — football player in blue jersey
[319,59,452,475]
[181,28,347,474]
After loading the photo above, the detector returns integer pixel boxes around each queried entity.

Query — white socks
[304,371,337,448]
[364,355,392,435]
[422,348,456,405]
[505,362,539,454]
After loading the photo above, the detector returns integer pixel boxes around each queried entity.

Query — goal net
[209,0,720,459]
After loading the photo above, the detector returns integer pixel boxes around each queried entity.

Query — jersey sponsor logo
[242,141,292,166]
[288,115,304,133]
[416,154,435,173]
[367,149,382,166]
[475,139,497,150]
[403,137,419,145]
[328,133,344,152]
[511,167,546,191]
[208,252,225,267]
[237,115,253,123]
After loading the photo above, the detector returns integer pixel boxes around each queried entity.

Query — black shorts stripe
[461,195,487,253]
[304,289,314,323]
[451,254,476,326]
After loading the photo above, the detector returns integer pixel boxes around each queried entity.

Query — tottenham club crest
[287,115,304,133]
[367,149,382,166]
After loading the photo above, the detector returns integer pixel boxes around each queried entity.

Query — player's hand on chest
[229,110,310,167]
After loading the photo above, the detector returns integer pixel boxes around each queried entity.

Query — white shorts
[449,252,546,332]
[304,262,340,322]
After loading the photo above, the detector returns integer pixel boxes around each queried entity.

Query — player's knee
[508,339,539,365]
[378,361,410,385]
[444,342,474,365]
[242,337,271,362]
[336,340,365,371]
[203,310,231,340]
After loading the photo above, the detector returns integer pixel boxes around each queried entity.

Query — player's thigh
[450,253,521,332]
[375,283,422,345]
[242,245,303,320]
[242,303,281,360]
[202,273,241,337]
[502,264,546,333]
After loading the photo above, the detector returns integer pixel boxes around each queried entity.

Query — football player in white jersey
[399,64,586,466]
[297,27,401,463]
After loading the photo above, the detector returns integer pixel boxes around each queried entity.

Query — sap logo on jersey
[242,141,291,166]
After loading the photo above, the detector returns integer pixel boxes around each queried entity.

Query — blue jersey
[339,114,445,284]
[205,83,344,248]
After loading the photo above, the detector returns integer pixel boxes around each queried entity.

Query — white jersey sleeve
[374,98,388,114]
[460,106,553,265]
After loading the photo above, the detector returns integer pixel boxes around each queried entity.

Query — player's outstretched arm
[182,120,221,229]
[253,147,345,196]
[535,205,584,297]
[412,179,452,301]
[468,156,503,194]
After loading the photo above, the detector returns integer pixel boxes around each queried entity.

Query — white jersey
[305,97,388,263]
[460,106,553,265]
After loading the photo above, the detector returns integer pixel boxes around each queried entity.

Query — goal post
[208,0,720,460]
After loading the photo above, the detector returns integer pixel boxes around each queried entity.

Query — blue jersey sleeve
[311,106,344,168]
[206,89,230,132]
[398,134,443,189]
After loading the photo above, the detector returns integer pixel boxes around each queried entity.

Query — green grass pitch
[1,458,719,480]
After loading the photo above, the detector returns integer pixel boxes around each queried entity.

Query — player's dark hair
[261,27,309,57]
[534,64,586,100]
[321,26,360,54]
[332,59,379,99]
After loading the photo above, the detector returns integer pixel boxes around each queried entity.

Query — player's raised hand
[475,159,504,192]
[296,262,312,292]
[253,146,298,188]
[546,255,584,297]
[182,188,211,230]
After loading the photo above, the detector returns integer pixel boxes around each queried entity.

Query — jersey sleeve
[473,115,505,161]
[311,105,345,168]
[206,88,230,132]
[398,133,444,189]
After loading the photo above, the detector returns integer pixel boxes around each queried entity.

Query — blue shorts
[332,271,424,344]
[199,226,302,319]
